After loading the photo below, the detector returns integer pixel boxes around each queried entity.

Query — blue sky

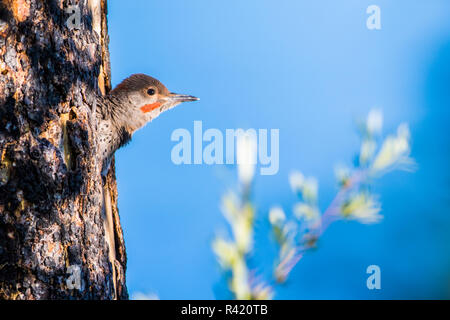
[107,1,450,299]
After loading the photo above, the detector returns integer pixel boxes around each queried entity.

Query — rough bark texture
[0,0,127,299]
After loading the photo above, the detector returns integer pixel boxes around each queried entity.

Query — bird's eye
[147,88,156,96]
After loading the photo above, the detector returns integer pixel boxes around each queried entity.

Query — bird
[94,74,198,299]
[95,73,199,178]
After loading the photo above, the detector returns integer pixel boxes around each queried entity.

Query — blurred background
[107,0,450,299]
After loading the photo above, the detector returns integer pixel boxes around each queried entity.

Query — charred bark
[0,0,127,299]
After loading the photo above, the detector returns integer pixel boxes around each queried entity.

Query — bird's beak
[167,92,199,102]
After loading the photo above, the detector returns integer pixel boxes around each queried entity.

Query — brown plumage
[96,74,198,177]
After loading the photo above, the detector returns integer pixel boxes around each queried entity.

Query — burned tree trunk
[0,0,127,299]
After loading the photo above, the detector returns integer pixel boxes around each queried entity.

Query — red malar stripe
[140,102,161,113]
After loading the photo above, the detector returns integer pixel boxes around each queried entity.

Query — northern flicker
[96,73,198,177]
[95,74,198,299]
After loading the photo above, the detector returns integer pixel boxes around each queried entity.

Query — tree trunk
[0,0,127,299]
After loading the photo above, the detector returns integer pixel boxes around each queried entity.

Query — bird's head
[110,73,198,130]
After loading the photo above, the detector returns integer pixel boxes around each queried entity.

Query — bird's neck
[96,95,136,156]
